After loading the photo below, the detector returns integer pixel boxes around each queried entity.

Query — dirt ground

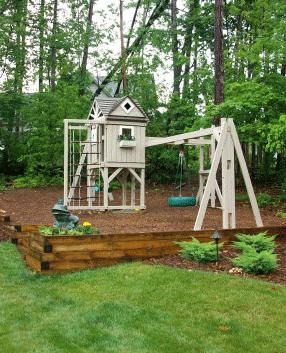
[0,185,285,233]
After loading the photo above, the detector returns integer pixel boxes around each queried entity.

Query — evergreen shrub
[176,238,223,263]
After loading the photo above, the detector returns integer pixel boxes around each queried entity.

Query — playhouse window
[118,126,135,141]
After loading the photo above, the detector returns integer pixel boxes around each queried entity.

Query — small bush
[256,193,273,208]
[176,238,222,263]
[39,223,100,236]
[278,193,286,202]
[232,248,278,274]
[13,175,63,188]
[235,193,249,202]
[277,211,286,219]
[233,232,276,253]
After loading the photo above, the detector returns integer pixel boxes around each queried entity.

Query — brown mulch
[0,185,285,233]
[144,236,286,284]
[0,186,285,284]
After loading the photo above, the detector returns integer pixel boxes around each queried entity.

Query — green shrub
[277,211,286,219]
[232,248,278,274]
[278,193,286,202]
[256,193,273,207]
[13,175,63,188]
[235,193,249,202]
[282,178,286,193]
[176,238,223,263]
[233,232,276,253]
[39,224,100,236]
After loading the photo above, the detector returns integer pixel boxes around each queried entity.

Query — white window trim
[119,125,135,137]
[121,98,135,114]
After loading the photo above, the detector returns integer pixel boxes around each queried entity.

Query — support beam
[140,169,145,209]
[128,168,141,183]
[103,167,109,209]
[64,120,69,206]
[131,175,136,206]
[229,119,263,227]
[194,121,228,230]
[108,168,123,183]
[145,127,214,147]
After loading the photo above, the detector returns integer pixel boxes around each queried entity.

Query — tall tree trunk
[50,0,58,91]
[79,0,95,96]
[213,0,224,126]
[115,0,142,96]
[92,0,169,98]
[39,0,45,92]
[13,0,28,134]
[182,3,194,99]
[119,0,128,94]
[171,0,181,95]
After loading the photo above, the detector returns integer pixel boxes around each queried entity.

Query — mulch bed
[145,236,286,285]
[0,186,285,233]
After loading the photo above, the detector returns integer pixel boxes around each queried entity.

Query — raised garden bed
[11,224,286,274]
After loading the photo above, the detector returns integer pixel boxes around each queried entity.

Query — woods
[0,0,285,188]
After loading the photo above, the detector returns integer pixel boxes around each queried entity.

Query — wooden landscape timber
[11,225,286,274]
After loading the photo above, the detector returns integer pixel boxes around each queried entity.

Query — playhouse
[64,95,263,230]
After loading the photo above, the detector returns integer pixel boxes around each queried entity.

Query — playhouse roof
[94,96,148,120]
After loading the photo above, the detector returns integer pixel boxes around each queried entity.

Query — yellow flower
[83,221,91,227]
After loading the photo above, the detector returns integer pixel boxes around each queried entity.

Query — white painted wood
[145,128,214,147]
[108,167,123,183]
[64,120,69,206]
[194,121,229,230]
[131,175,136,206]
[215,181,223,205]
[171,139,211,146]
[210,133,216,207]
[229,119,263,227]
[140,168,145,209]
[128,168,141,183]
[222,129,236,228]
[103,167,109,209]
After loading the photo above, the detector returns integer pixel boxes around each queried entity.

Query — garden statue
[52,199,79,230]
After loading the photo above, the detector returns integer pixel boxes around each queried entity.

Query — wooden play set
[7,95,285,274]
[64,95,262,230]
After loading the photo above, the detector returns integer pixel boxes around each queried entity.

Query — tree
[213,0,224,126]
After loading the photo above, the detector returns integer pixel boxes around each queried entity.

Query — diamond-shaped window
[121,99,134,114]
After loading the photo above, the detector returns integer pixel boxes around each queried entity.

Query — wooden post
[221,129,235,228]
[64,119,69,206]
[140,168,145,209]
[103,167,109,209]
[194,121,228,230]
[121,171,128,206]
[131,174,136,206]
[210,132,216,208]
[229,119,263,227]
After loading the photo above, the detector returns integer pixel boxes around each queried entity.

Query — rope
[174,151,185,197]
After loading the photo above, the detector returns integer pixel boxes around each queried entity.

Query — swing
[168,150,196,207]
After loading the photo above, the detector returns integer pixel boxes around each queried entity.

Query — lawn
[0,242,286,353]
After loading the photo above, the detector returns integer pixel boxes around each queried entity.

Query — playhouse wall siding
[105,124,145,164]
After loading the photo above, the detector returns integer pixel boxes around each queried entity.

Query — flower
[83,221,92,227]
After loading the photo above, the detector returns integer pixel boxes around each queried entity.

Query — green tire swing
[168,150,196,207]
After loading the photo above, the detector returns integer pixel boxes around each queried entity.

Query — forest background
[0,0,285,190]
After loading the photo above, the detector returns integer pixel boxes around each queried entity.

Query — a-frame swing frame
[194,118,263,230]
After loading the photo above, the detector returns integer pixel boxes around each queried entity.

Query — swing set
[168,150,196,207]
[64,95,263,230]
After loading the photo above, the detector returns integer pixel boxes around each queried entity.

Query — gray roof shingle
[94,96,148,120]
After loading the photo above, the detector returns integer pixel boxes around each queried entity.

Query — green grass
[1,242,286,353]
